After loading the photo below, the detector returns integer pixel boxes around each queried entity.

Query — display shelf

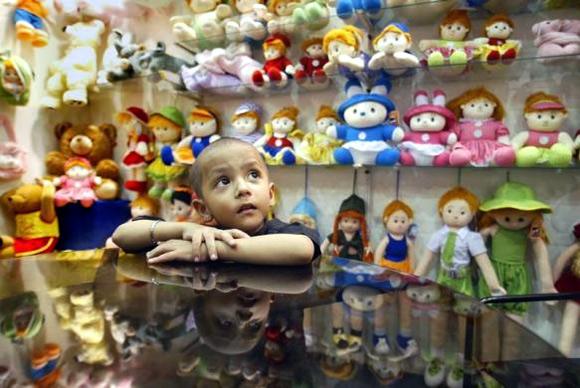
[266,164,580,172]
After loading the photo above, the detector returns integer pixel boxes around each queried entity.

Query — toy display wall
[0,0,579,348]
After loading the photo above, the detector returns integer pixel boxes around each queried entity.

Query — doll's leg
[433,151,451,167]
[376,148,400,166]
[449,145,471,166]
[334,147,354,165]
[251,70,266,87]
[148,181,165,199]
[79,192,96,208]
[425,309,448,387]
[54,192,71,207]
[370,297,390,356]
[336,0,355,19]
[63,69,91,107]
[331,303,349,350]
[31,19,48,48]
[395,292,418,359]
[427,51,445,67]
[449,50,468,65]
[547,143,572,167]
[492,146,516,167]
[399,150,416,166]
[447,313,467,388]
[558,301,579,357]
[42,71,66,109]
[348,308,363,352]
[515,146,541,167]
[13,9,35,42]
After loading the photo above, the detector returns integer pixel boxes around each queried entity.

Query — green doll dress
[478,226,531,314]
[436,231,476,297]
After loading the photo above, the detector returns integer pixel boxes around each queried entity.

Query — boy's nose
[236,310,252,322]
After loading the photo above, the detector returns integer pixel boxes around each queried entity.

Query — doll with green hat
[0,53,33,106]
[478,181,555,317]
[146,106,188,200]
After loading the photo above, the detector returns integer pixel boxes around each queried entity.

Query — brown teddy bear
[0,181,59,259]
[45,122,120,199]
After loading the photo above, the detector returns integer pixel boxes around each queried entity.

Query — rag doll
[400,90,457,166]
[296,105,342,165]
[447,87,516,167]
[414,186,505,298]
[231,102,263,144]
[53,157,101,208]
[322,26,367,82]
[532,19,580,60]
[513,92,574,167]
[115,107,154,194]
[145,107,188,200]
[223,0,268,43]
[327,79,403,166]
[475,14,521,64]
[8,0,50,47]
[255,106,303,165]
[294,38,328,85]
[170,186,195,222]
[553,223,580,356]
[0,53,33,106]
[289,197,318,232]
[320,194,372,262]
[368,23,420,76]
[374,200,415,273]
[264,0,296,35]
[130,194,159,219]
[478,182,555,317]
[418,10,480,68]
[252,34,295,88]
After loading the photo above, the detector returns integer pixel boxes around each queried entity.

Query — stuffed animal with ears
[0,52,33,106]
[141,42,195,85]
[327,78,403,166]
[7,0,50,47]
[98,29,147,86]
[532,19,580,59]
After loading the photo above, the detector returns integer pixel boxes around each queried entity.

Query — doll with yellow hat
[255,106,304,165]
[296,105,343,165]
[169,106,221,165]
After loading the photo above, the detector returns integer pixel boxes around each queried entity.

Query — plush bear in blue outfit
[327,79,403,166]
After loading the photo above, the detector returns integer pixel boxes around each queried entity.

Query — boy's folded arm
[112,220,188,253]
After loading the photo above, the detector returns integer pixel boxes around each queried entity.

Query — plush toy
[400,90,457,166]
[446,87,516,167]
[141,42,194,83]
[170,186,196,222]
[289,197,318,232]
[368,23,420,76]
[294,37,328,85]
[7,0,50,47]
[98,29,147,86]
[146,106,188,200]
[475,14,521,64]
[53,0,147,26]
[170,0,232,50]
[296,105,343,164]
[0,115,27,181]
[414,186,505,298]
[29,343,62,387]
[292,0,329,32]
[0,292,45,343]
[322,26,367,82]
[0,52,33,106]
[130,194,159,219]
[223,0,268,43]
[53,157,101,208]
[512,92,574,167]
[478,182,554,317]
[335,0,383,25]
[40,19,105,109]
[553,223,580,356]
[0,181,59,258]
[321,194,372,262]
[116,107,154,194]
[373,200,415,273]
[327,79,403,166]
[252,34,295,88]
[418,10,481,68]
[231,102,263,144]
[386,0,457,24]
[532,19,580,60]
[45,122,120,200]
[255,106,303,165]
[264,0,296,35]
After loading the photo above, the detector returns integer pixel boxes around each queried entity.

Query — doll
[336,0,383,25]
[0,114,26,181]
[223,0,268,43]
[513,92,574,167]
[414,187,505,298]
[264,0,296,35]
[327,79,403,166]
[322,26,367,82]
[53,157,101,208]
[321,194,372,262]
[478,182,555,317]
[553,223,580,356]
[0,54,33,106]
[255,106,303,165]
[289,197,318,232]
[116,107,154,194]
[368,23,420,76]
[294,38,328,84]
[418,10,481,68]
[400,90,457,166]
[446,87,516,167]
[475,14,521,64]
[145,107,188,200]
[252,34,295,88]
[7,0,50,47]
[130,194,159,219]
[374,200,415,273]
[170,186,196,222]
[296,105,343,165]
[231,102,263,144]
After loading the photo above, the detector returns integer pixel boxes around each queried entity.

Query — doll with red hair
[476,14,521,63]
[321,194,372,262]
[374,200,415,273]
[252,34,295,88]
[294,37,328,84]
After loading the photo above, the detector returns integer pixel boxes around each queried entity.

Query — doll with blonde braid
[255,106,304,165]
[296,105,343,165]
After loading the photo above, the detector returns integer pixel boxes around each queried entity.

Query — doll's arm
[254,134,268,147]
[414,249,437,277]
[393,51,420,66]
[337,54,364,71]
[558,132,575,151]
[418,40,440,52]
[474,252,506,296]
[368,52,386,70]
[553,242,580,280]
[320,237,331,256]
[511,132,529,150]
[531,238,557,294]
[373,236,389,265]
[407,239,416,271]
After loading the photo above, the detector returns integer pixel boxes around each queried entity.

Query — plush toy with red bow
[252,34,295,88]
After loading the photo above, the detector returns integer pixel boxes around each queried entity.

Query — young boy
[112,138,320,265]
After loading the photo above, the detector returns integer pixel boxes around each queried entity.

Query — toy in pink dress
[447,87,515,167]
[54,157,100,208]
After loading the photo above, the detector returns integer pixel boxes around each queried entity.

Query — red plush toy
[252,33,295,88]
[294,37,328,84]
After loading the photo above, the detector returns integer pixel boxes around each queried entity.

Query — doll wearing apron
[329,230,365,261]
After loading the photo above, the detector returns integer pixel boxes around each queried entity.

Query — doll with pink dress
[54,157,101,208]
[447,87,516,167]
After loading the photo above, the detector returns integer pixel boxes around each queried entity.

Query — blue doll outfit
[191,136,212,158]
[14,9,44,29]
[384,233,408,263]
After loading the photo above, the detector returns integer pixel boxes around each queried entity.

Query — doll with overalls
[374,200,415,273]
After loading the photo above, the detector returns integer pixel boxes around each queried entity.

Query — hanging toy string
[457,168,463,186]
[506,170,511,182]
[352,168,359,195]
[395,169,401,200]
[304,165,309,198]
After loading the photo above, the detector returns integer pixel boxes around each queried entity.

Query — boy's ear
[268,182,276,207]
[192,199,214,224]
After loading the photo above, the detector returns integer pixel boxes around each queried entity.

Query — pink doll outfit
[54,176,98,208]
[526,130,560,148]
[449,119,515,167]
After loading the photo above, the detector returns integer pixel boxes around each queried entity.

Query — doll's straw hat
[480,182,551,213]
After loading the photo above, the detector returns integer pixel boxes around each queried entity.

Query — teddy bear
[0,181,59,259]
[45,122,120,199]
[532,19,580,60]
[40,19,105,109]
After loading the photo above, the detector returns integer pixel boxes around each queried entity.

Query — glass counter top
[0,250,578,387]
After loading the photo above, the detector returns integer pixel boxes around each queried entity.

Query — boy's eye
[248,320,261,332]
[218,318,233,328]
[248,170,260,179]
[216,176,230,187]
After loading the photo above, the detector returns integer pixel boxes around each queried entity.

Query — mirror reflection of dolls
[553,223,580,356]
[321,194,372,262]
[297,105,343,165]
[447,87,516,167]
[475,14,521,64]
[54,157,101,208]
[231,102,263,145]
[255,106,303,165]
[374,200,415,273]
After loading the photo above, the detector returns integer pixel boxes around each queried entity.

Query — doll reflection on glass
[231,102,263,145]
[374,200,415,273]
[296,105,343,165]
[321,194,372,262]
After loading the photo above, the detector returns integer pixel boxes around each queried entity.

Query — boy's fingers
[229,229,250,239]
[147,243,174,259]
[147,251,179,264]
[191,232,202,261]
[218,230,237,247]
[204,232,218,261]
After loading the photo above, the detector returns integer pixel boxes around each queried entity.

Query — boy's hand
[147,239,203,264]
[182,224,249,262]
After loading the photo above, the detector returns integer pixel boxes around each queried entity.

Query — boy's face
[197,143,274,234]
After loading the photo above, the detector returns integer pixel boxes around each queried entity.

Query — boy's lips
[237,203,257,214]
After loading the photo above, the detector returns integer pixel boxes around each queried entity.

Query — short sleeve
[467,232,487,256]
[261,219,321,261]
[426,230,443,253]
[495,122,510,138]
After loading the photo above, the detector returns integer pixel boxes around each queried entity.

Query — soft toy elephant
[532,19,580,59]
